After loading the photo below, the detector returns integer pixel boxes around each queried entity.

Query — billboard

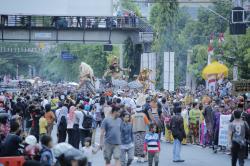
[0,0,113,16]
[163,52,175,91]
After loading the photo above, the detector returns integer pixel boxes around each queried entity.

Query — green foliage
[181,0,236,82]
[150,1,193,88]
[0,42,43,78]
[150,1,179,52]
[41,44,119,81]
[123,37,143,79]
[188,45,207,80]
[120,0,141,16]
[0,42,119,82]
[222,30,250,79]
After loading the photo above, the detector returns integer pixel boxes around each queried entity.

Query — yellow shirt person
[39,116,48,135]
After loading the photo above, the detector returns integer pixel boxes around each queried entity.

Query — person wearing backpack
[67,106,82,149]
[56,104,68,143]
[79,104,93,147]
[170,106,186,163]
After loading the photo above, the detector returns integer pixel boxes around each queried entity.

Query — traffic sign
[61,51,76,60]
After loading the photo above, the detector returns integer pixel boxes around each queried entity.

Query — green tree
[120,0,141,16]
[0,42,44,78]
[123,37,143,80]
[188,45,208,83]
[149,0,179,88]
[222,30,250,79]
[40,44,119,82]
[181,0,232,82]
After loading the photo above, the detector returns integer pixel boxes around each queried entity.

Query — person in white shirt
[123,96,136,113]
[41,96,49,109]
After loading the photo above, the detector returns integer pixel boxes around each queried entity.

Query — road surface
[52,126,250,166]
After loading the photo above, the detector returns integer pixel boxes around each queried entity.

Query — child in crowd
[81,137,99,166]
[144,123,160,166]
[40,135,53,166]
[120,112,134,166]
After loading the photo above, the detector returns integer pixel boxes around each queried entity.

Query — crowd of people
[0,83,249,166]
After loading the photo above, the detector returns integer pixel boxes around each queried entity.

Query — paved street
[52,127,250,166]
[92,142,250,166]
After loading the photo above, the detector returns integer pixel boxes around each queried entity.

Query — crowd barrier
[0,156,25,166]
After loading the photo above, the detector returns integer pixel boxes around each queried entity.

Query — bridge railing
[0,15,148,30]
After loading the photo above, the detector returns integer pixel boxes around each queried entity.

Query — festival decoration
[103,56,130,88]
[202,61,228,80]
[78,62,95,94]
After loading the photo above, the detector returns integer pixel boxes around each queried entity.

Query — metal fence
[0,15,145,29]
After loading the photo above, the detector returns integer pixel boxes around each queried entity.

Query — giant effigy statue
[103,57,130,88]
[137,68,155,92]
[127,68,155,92]
[79,62,95,94]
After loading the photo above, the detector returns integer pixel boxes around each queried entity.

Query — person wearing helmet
[53,143,87,166]
[24,135,41,160]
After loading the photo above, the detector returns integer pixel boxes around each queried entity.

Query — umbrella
[202,61,229,80]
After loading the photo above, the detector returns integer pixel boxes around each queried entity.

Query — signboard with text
[232,80,250,94]
[218,115,231,147]
[61,51,76,61]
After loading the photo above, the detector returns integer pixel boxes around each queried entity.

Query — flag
[208,33,214,53]
[207,33,214,64]
[218,33,225,47]
[218,33,225,55]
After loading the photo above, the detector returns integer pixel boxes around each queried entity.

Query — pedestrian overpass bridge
[0,15,153,44]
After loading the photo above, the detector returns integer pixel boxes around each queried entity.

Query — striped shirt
[144,132,160,153]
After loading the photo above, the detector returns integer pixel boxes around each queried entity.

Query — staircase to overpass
[0,15,153,44]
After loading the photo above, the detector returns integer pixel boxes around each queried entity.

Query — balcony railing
[0,15,150,30]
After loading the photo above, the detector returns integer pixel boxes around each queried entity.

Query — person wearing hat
[131,106,150,162]
[143,96,152,122]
